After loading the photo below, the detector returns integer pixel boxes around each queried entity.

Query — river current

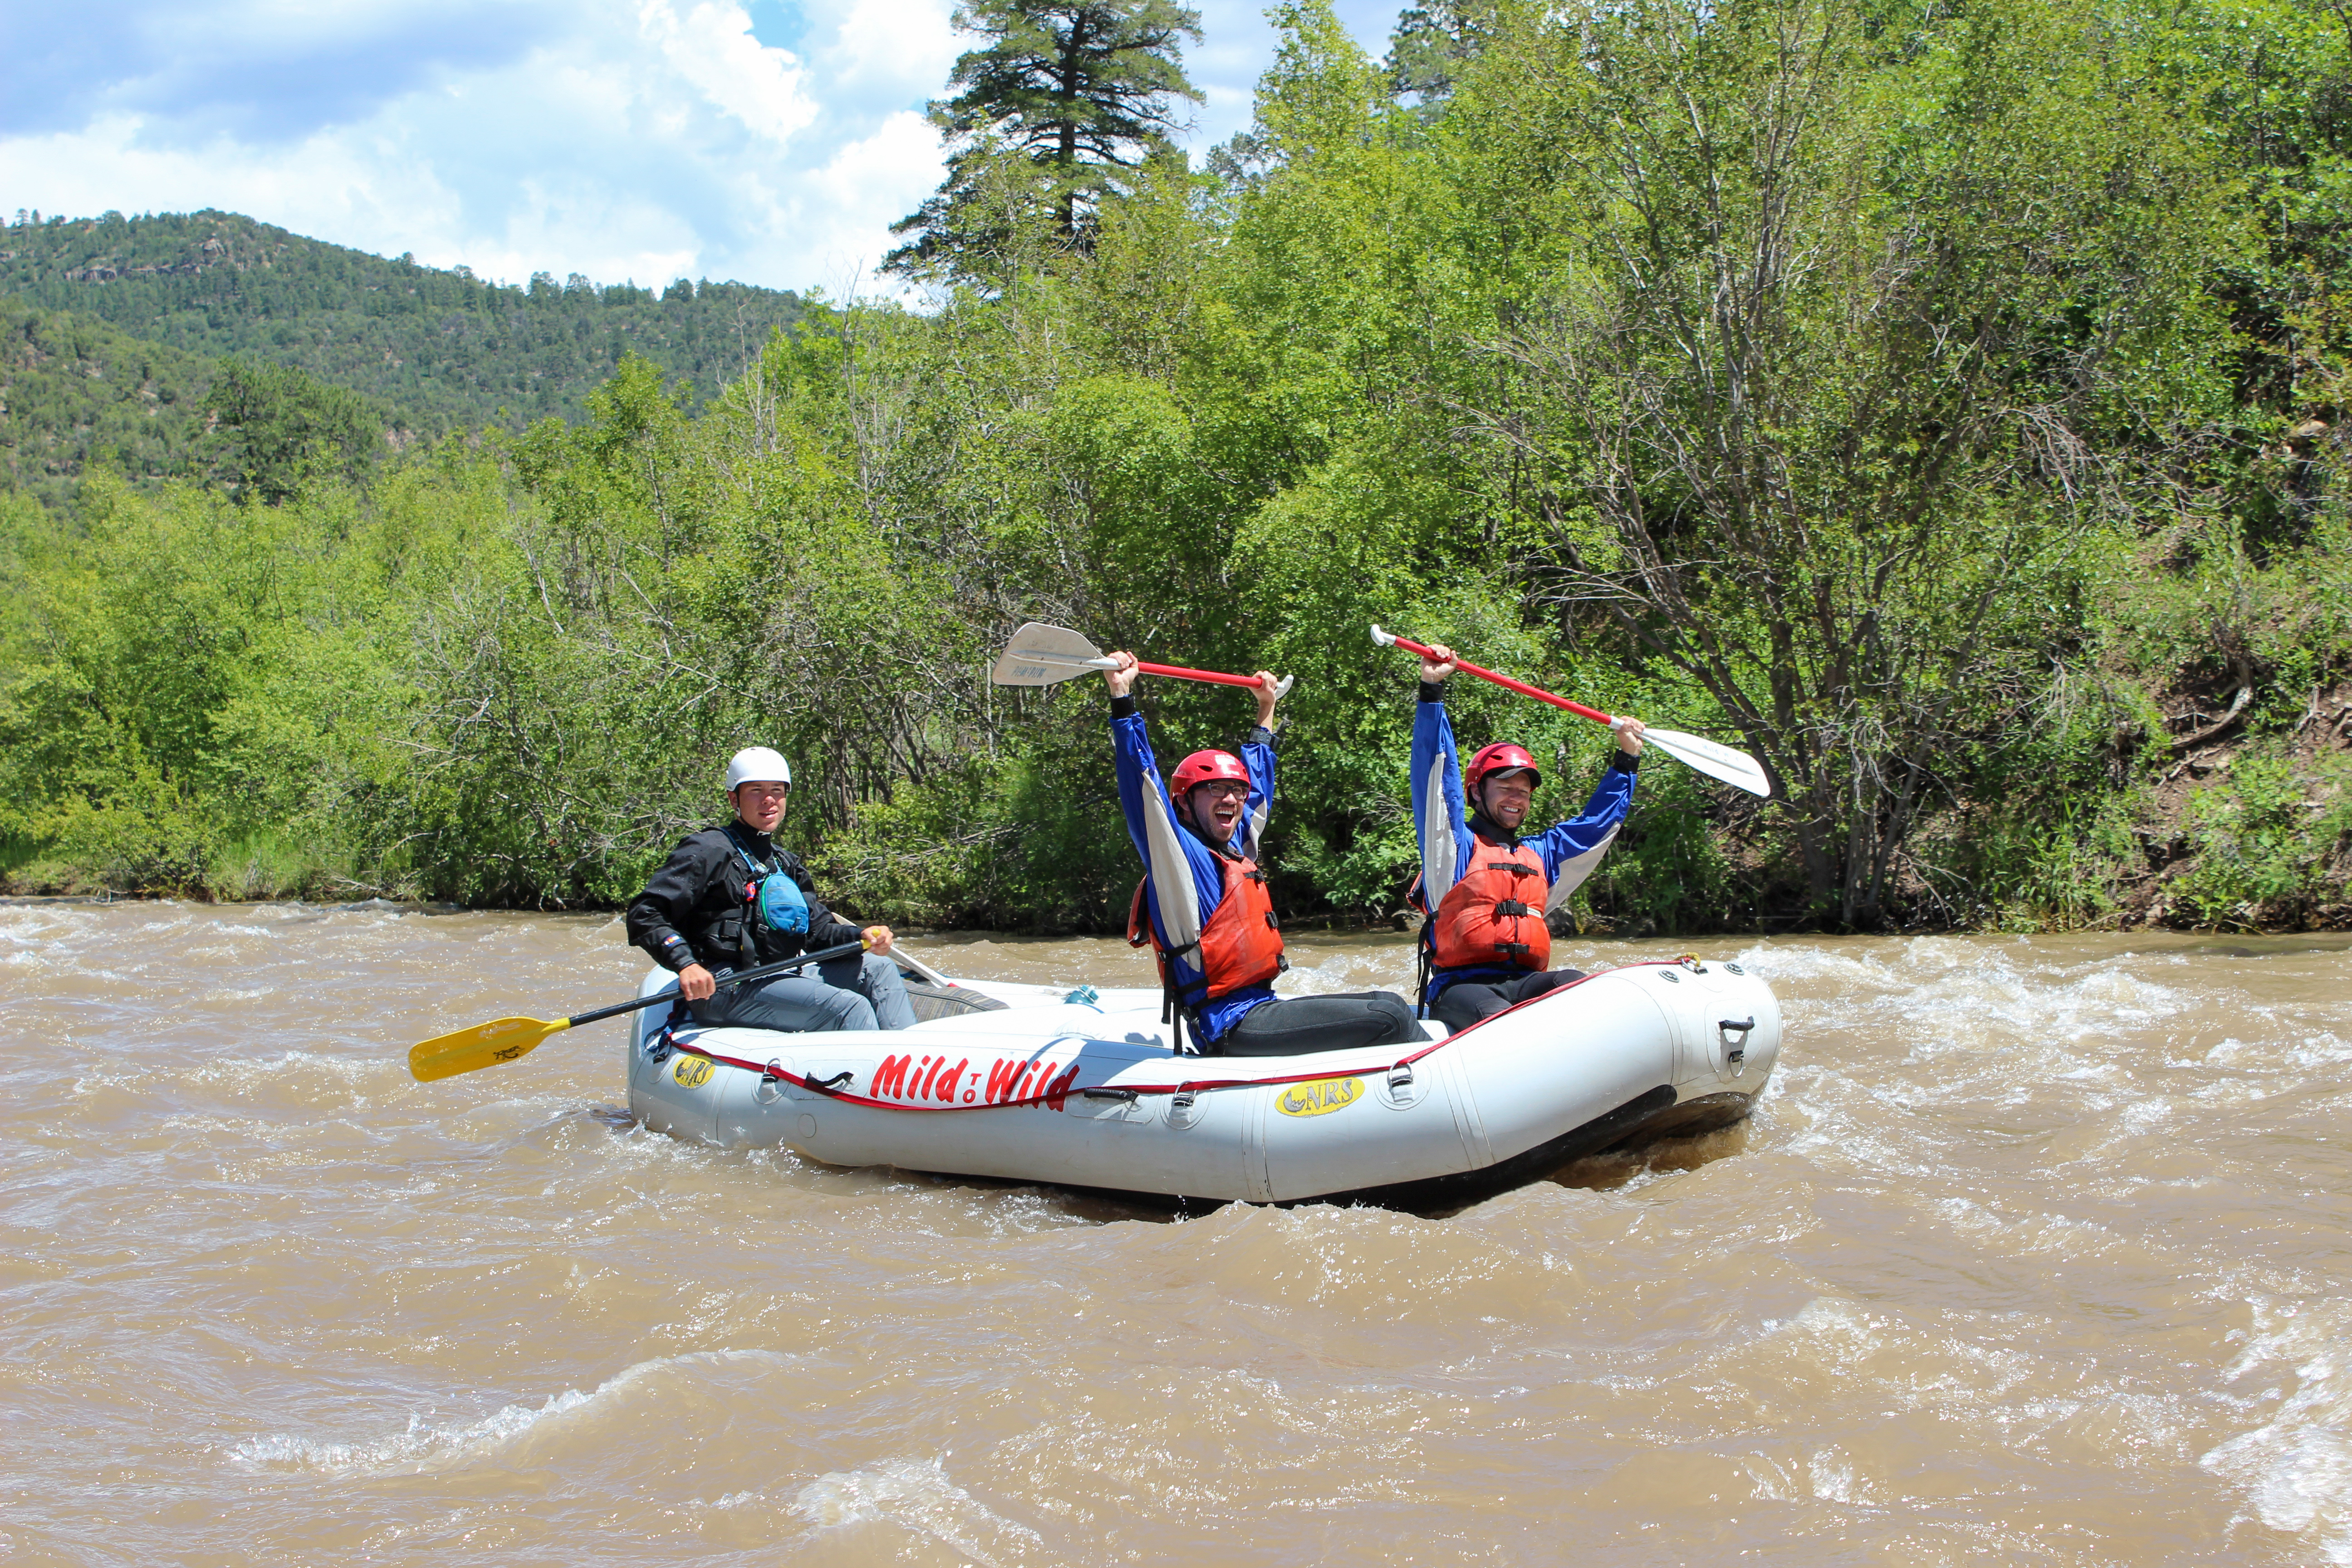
[2,901,2348,1564]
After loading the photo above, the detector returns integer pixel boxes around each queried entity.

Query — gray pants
[693,951,916,1033]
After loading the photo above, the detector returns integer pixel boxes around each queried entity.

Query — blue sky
[0,0,1403,296]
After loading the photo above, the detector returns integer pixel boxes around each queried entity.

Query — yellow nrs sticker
[672,1056,715,1089]
[1277,1076,1362,1117]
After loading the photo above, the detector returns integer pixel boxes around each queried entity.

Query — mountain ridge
[0,208,804,431]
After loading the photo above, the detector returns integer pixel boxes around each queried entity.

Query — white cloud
[0,0,1398,297]
[637,0,818,147]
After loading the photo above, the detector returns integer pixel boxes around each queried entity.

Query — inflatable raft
[624,956,1780,1207]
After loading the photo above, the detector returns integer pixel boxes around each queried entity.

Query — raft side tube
[619,960,1785,1205]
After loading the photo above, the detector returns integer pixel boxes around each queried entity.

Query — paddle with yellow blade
[407,936,871,1082]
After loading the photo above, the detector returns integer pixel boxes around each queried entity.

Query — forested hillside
[0,302,216,507]
[1,299,408,511]
[1,0,2347,936]
[0,209,803,428]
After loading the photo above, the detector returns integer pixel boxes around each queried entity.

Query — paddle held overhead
[407,936,871,1082]
[991,622,1294,698]
[1369,625,1771,798]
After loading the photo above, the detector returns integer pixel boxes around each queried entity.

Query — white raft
[624,956,1781,1206]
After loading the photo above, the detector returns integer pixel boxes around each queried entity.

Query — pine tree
[887,0,1203,278]
[1386,0,1501,113]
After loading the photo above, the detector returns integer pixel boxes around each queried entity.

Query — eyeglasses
[1192,781,1250,800]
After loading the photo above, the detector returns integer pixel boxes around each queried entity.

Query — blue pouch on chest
[754,870,809,934]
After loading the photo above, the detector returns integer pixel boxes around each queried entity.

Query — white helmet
[723,746,792,792]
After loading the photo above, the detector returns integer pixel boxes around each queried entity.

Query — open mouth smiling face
[1191,780,1249,839]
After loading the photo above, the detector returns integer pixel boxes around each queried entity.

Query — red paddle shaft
[1379,631,1615,726]
[1135,659,1267,690]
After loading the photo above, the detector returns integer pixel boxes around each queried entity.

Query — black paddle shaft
[564,938,870,1029]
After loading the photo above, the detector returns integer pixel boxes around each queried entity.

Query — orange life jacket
[1127,853,1286,1013]
[1428,839,1551,972]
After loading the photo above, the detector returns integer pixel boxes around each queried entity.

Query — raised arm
[1235,667,1281,859]
[1408,647,1469,904]
[1532,752,1642,909]
[1104,652,1215,951]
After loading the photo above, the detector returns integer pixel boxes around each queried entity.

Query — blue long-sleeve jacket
[1409,684,1638,1000]
[1110,696,1279,1043]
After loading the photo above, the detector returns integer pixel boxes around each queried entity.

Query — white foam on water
[1741,1451,1802,1501]
[1739,938,2190,1050]
[186,1049,391,1088]
[0,904,110,956]
[230,1390,594,1476]
[228,1348,798,1479]
[1807,1445,1867,1504]
[1765,1295,1885,1357]
[65,1048,407,1112]
[1275,947,1416,996]
[790,1455,1042,1565]
[2201,1297,2352,1563]
[2203,1028,2352,1075]
[1731,940,1912,996]
[1767,1067,1954,1180]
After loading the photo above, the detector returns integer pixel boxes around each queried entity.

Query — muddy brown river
[3,902,2348,1564]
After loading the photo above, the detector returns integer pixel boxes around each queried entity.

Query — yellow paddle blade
[408,1015,571,1082]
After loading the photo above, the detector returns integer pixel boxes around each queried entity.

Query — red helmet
[1466,742,1542,791]
[1171,749,1250,795]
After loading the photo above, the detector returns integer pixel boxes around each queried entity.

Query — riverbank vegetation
[3,0,2348,934]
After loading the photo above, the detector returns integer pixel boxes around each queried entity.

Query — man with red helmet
[1409,642,1647,1030]
[1103,652,1421,1055]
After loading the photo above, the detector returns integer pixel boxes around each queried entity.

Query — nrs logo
[1277,1076,1362,1117]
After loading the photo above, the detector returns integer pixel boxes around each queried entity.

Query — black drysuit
[623,822,911,1032]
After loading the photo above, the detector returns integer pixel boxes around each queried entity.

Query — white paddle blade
[1646,728,1772,797]
[991,622,1109,687]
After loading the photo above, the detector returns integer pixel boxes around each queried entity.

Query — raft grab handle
[1082,1086,1139,1103]
[1717,1018,1755,1075]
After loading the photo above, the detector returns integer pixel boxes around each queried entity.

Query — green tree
[887,0,1204,276]
[1385,0,1500,111]
[1454,0,2232,924]
[198,358,393,505]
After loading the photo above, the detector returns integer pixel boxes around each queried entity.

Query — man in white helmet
[623,747,914,1033]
